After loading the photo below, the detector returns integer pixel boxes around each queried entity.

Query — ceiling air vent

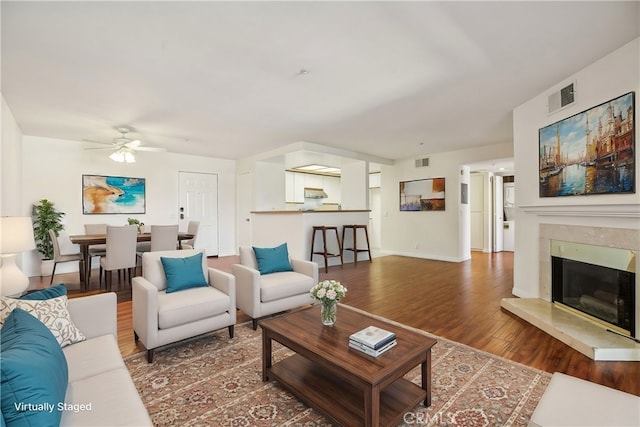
[415,158,429,168]
[548,82,575,114]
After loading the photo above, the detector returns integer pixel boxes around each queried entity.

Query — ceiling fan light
[124,151,136,163]
[109,150,125,162]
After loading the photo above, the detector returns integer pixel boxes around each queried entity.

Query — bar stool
[310,226,343,273]
[342,225,372,265]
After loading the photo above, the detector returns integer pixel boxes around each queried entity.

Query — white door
[178,172,218,256]
[492,175,504,252]
[237,172,252,247]
[470,174,484,250]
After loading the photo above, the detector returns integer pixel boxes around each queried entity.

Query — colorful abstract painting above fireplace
[539,91,635,197]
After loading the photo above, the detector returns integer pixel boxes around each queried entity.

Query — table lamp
[1,216,36,296]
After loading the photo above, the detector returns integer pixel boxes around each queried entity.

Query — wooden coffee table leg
[262,331,272,381]
[364,384,381,427]
[422,350,432,406]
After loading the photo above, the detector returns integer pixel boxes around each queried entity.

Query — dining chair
[84,223,108,272]
[180,220,200,249]
[151,225,179,251]
[100,225,138,291]
[136,225,179,259]
[48,229,83,285]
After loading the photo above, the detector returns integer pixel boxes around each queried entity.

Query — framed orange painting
[399,177,445,211]
[82,174,146,214]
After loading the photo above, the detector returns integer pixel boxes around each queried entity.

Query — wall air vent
[548,82,575,114]
[415,158,429,168]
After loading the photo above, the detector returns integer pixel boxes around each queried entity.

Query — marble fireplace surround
[502,223,640,361]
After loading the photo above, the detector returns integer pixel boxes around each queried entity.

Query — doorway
[466,158,514,254]
[178,172,219,256]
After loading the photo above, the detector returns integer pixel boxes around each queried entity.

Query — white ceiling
[2,1,638,164]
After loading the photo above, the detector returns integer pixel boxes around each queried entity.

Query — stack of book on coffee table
[349,326,397,357]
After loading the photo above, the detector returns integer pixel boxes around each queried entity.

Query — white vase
[41,259,54,277]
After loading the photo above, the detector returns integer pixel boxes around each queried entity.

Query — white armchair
[232,246,318,330]
[132,249,236,363]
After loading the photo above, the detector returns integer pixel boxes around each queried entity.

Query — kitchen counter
[250,210,371,266]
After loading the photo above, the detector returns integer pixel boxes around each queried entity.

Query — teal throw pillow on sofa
[19,284,67,300]
[161,253,208,293]
[252,243,293,275]
[0,308,68,427]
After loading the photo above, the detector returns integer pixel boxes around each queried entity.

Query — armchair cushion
[252,243,293,275]
[157,287,232,330]
[260,272,315,303]
[141,249,208,291]
[161,253,208,293]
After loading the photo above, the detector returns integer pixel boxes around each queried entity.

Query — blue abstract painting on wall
[539,92,635,197]
[82,174,146,214]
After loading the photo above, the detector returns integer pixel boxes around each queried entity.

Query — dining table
[70,232,195,291]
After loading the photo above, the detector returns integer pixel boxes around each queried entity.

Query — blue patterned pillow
[0,308,68,426]
[252,243,293,275]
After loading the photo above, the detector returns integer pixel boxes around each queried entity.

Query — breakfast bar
[250,210,370,266]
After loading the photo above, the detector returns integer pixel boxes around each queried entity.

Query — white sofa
[232,245,318,329]
[529,372,640,427]
[62,292,152,426]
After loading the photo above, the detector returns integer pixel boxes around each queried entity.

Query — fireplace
[501,223,640,360]
[551,240,636,338]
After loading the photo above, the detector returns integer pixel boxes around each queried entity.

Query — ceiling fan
[83,127,167,163]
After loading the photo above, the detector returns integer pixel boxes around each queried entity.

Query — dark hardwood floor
[29,251,640,396]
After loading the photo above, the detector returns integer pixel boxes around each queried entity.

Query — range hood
[304,187,328,199]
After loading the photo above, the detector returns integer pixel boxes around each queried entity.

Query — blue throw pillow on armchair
[161,253,209,293]
[252,243,293,275]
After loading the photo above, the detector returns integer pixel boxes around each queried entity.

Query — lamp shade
[109,148,136,163]
[1,216,36,254]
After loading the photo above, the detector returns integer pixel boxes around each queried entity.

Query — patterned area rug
[125,322,550,426]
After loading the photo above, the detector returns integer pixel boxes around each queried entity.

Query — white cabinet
[304,173,323,190]
[286,172,341,205]
[503,221,515,251]
[285,172,305,203]
[293,174,304,202]
[285,171,295,202]
[369,173,381,188]
[323,175,340,204]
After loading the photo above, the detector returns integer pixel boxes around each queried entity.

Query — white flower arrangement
[310,280,347,304]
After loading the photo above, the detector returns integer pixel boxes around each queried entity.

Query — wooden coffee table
[261,304,437,426]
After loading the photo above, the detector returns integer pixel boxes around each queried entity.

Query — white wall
[458,165,471,260]
[1,94,24,216]
[381,142,512,262]
[1,95,31,279]
[21,135,237,276]
[254,160,286,211]
[513,38,640,298]
[341,160,368,210]
[469,173,485,250]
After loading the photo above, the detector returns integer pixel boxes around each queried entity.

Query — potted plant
[127,217,144,233]
[32,199,65,275]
